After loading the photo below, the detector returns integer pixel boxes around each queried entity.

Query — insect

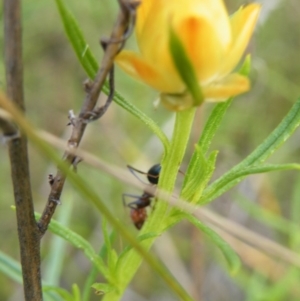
[123,163,161,229]
[129,207,147,230]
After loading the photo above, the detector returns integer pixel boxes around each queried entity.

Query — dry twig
[3,0,43,300]
[37,0,139,234]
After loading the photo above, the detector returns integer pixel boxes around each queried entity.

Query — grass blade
[201,98,300,204]
[34,212,110,280]
[54,0,98,78]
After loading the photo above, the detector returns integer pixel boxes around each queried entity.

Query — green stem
[102,108,196,301]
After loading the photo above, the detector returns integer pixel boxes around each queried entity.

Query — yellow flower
[116,0,261,110]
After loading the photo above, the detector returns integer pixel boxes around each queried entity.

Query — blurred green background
[1,0,300,300]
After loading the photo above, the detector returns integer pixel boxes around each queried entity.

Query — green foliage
[201,98,300,205]
[54,0,98,79]
[34,211,111,281]
[168,27,204,106]
[2,1,300,301]
[181,147,218,204]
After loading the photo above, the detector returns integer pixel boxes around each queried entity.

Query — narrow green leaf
[34,212,110,279]
[201,163,300,205]
[198,99,232,155]
[54,0,98,78]
[179,100,231,208]
[239,54,251,77]
[195,150,218,200]
[181,148,217,204]
[254,162,300,173]
[169,27,203,106]
[181,145,208,196]
[201,98,300,204]
[72,284,81,301]
[108,250,118,275]
[238,98,300,167]
[186,215,241,274]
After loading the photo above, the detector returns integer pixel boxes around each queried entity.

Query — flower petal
[175,16,225,83]
[203,73,250,100]
[136,0,232,85]
[170,0,232,82]
[171,0,231,48]
[116,50,184,93]
[136,0,163,40]
[136,1,178,78]
[219,4,261,76]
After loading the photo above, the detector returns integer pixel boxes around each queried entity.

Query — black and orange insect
[123,164,161,229]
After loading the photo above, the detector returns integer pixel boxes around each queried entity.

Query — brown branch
[37,0,140,235]
[3,0,43,300]
[0,110,19,137]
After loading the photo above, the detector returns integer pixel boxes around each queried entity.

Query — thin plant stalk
[102,108,196,301]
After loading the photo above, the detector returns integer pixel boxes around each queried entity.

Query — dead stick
[37,0,139,235]
[3,0,43,300]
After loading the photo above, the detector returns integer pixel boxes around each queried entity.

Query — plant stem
[102,108,196,301]
[3,0,42,300]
